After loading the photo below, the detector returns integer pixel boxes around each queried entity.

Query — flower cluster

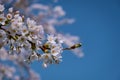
[0,0,83,57]
[0,4,81,68]
[0,64,16,80]
[0,48,40,80]
[0,63,40,80]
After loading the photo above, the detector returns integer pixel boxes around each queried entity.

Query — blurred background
[30,0,120,80]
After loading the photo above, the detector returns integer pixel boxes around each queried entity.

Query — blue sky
[31,0,120,80]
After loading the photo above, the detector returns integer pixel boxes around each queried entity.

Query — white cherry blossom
[0,4,4,12]
[0,14,6,25]
[47,34,57,44]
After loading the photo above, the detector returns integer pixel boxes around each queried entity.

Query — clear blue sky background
[31,0,120,80]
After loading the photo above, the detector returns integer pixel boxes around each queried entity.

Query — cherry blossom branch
[0,4,82,69]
